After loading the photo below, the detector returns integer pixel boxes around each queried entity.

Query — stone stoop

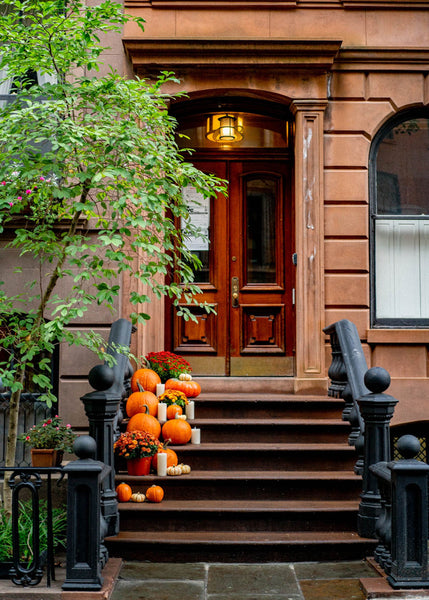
[106,380,377,562]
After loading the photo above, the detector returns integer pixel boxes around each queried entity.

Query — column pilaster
[291,99,328,392]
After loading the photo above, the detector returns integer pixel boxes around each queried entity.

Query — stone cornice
[334,48,429,71]
[125,0,297,6]
[123,39,343,75]
[125,0,429,7]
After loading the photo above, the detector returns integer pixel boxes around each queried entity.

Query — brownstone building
[21,0,429,429]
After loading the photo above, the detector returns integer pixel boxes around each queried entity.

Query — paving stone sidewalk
[111,560,378,600]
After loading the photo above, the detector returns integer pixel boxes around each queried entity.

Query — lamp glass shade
[206,114,243,143]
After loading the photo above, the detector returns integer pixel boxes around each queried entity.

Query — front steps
[106,386,376,562]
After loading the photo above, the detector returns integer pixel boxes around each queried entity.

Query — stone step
[116,470,362,501]
[157,442,357,471]
[117,499,360,532]
[193,377,297,394]
[188,418,349,443]
[111,386,363,563]
[194,395,344,419]
[105,530,377,563]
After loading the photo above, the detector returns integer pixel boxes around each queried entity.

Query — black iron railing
[0,466,64,587]
[371,435,429,589]
[0,318,134,590]
[324,319,369,474]
[325,319,429,589]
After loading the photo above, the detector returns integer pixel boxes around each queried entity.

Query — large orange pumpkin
[151,447,178,470]
[131,368,161,394]
[127,409,161,439]
[126,390,158,418]
[165,378,201,398]
[161,419,192,445]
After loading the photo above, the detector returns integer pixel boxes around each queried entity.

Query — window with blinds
[371,113,429,326]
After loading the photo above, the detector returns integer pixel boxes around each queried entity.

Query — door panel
[173,161,228,374]
[173,158,294,376]
[229,161,293,375]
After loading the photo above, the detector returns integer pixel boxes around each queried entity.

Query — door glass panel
[246,176,277,284]
[181,186,211,283]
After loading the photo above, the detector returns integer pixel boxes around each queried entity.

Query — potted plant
[19,416,77,467]
[114,431,161,476]
[158,389,189,410]
[145,351,192,383]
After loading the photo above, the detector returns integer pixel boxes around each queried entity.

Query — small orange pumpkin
[151,447,178,470]
[126,389,159,418]
[131,368,161,394]
[116,482,132,503]
[166,404,182,420]
[146,484,164,503]
[127,406,161,439]
[162,419,192,445]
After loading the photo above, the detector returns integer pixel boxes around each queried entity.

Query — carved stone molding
[123,39,342,77]
[126,0,296,5]
[291,99,327,378]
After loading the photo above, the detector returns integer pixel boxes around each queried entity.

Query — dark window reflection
[246,176,277,284]
[377,118,429,215]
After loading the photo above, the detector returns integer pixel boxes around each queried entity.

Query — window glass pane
[178,113,289,150]
[181,187,211,283]
[376,118,429,215]
[246,176,276,284]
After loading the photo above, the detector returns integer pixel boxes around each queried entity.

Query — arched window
[370,110,429,327]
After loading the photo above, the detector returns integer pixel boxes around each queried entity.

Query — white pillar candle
[191,428,201,445]
[185,401,195,420]
[157,452,167,477]
[157,402,167,423]
[156,383,165,397]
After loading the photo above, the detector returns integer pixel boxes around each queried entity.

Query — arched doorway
[166,97,296,376]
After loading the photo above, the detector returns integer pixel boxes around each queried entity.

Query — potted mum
[19,416,77,467]
[145,351,192,383]
[114,431,161,476]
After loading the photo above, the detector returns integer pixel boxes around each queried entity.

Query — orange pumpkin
[151,447,178,470]
[161,419,192,445]
[127,407,161,439]
[131,368,161,394]
[126,390,158,418]
[166,404,182,420]
[116,482,132,503]
[165,378,201,398]
[146,484,164,503]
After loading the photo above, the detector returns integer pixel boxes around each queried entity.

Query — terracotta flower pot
[30,448,63,468]
[126,456,152,476]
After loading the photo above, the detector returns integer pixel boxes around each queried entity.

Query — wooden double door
[172,157,295,376]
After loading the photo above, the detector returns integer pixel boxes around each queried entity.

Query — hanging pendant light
[206,114,244,143]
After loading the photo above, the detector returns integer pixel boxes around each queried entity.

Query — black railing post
[370,460,392,573]
[387,435,429,590]
[80,318,133,537]
[62,436,109,592]
[358,367,397,539]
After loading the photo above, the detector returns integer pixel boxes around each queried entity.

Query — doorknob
[231,276,239,308]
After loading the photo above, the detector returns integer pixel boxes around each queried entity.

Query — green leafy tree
[0,0,224,511]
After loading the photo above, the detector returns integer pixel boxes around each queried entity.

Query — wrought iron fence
[0,466,65,587]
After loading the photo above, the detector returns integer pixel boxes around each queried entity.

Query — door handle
[231,276,239,308]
